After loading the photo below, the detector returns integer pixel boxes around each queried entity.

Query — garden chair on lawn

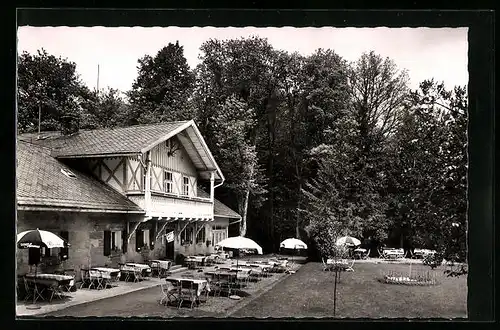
[159,282,178,306]
[178,280,197,309]
[345,259,355,272]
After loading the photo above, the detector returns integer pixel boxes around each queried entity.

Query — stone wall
[16,210,143,280]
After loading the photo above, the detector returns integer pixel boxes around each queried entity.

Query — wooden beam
[195,223,205,236]
[177,221,190,238]
[155,221,169,242]
[127,221,142,243]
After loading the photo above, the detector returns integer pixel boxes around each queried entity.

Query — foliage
[17,49,89,134]
[79,88,130,129]
[422,252,444,269]
[126,42,195,125]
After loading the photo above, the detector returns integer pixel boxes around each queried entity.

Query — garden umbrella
[17,229,67,249]
[280,238,307,263]
[336,236,361,247]
[280,238,308,250]
[16,229,68,309]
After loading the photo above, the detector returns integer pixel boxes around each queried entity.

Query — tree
[194,37,275,238]
[80,88,130,129]
[127,42,195,125]
[389,79,467,267]
[17,49,88,134]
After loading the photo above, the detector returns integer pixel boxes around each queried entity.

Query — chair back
[89,269,101,278]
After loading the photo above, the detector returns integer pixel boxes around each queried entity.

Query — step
[169,265,184,271]
[169,266,188,274]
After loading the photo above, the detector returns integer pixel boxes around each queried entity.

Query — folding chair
[150,261,160,278]
[80,269,90,289]
[198,277,211,303]
[322,258,332,271]
[178,280,197,309]
[132,268,143,282]
[47,282,64,302]
[210,274,222,297]
[23,276,34,302]
[345,259,355,272]
[89,269,104,290]
[159,281,179,306]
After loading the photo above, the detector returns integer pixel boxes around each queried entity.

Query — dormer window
[61,168,76,178]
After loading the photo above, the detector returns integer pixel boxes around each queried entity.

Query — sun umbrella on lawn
[215,236,263,298]
[280,238,307,263]
[336,236,361,247]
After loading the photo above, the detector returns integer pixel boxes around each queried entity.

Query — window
[143,229,150,247]
[182,226,193,245]
[111,231,122,252]
[135,229,153,251]
[196,226,206,244]
[164,171,173,193]
[182,176,190,196]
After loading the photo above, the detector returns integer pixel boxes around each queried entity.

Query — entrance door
[164,227,175,261]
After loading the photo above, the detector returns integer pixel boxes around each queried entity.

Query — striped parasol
[17,229,67,249]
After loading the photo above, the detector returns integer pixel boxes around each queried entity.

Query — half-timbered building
[16,120,241,277]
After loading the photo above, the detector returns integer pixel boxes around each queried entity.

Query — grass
[39,259,466,319]
[230,261,467,318]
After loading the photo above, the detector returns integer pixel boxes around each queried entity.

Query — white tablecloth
[150,260,171,270]
[165,277,210,297]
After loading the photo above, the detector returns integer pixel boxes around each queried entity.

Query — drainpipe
[210,171,215,203]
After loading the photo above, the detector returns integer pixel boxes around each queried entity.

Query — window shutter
[136,230,144,251]
[149,226,155,249]
[122,229,128,254]
[104,230,111,256]
[59,231,69,260]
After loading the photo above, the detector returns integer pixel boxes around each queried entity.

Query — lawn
[230,261,467,318]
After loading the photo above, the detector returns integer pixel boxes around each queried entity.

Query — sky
[17,26,468,93]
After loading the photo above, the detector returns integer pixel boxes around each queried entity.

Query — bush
[422,252,443,269]
[175,253,185,265]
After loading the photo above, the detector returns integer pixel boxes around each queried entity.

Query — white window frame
[111,230,123,252]
[164,171,173,193]
[182,176,190,196]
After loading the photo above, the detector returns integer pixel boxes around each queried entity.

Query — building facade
[16,120,241,278]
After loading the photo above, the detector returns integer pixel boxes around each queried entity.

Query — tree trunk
[239,184,251,237]
[296,181,302,239]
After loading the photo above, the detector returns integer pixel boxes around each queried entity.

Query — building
[16,120,241,277]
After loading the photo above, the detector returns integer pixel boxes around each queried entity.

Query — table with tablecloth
[121,263,152,279]
[91,267,121,281]
[23,273,75,303]
[382,249,405,259]
[165,277,210,297]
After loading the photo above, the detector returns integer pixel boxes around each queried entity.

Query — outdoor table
[91,267,121,281]
[413,249,436,258]
[24,273,74,303]
[150,260,171,277]
[124,263,152,274]
[383,249,405,259]
[165,277,210,298]
[353,248,368,259]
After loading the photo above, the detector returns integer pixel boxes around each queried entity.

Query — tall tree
[127,42,195,125]
[194,37,275,238]
[17,49,88,135]
[80,88,130,129]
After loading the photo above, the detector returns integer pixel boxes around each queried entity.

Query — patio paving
[16,277,164,317]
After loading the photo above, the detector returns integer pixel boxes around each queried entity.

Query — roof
[18,120,224,181]
[197,189,241,219]
[16,140,144,213]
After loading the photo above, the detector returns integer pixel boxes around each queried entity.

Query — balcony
[127,192,213,220]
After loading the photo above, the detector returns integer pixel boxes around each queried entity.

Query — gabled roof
[197,189,241,219]
[18,120,224,181]
[16,140,144,213]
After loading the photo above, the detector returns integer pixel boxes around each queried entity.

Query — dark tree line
[17,39,467,263]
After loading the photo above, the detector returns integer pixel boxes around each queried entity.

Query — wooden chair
[79,269,91,289]
[22,276,34,302]
[322,258,332,271]
[88,269,104,290]
[132,267,143,282]
[178,280,197,309]
[159,281,178,306]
